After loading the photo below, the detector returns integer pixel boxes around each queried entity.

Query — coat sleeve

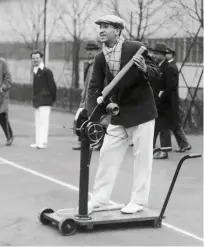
[0,59,12,93]
[87,54,105,115]
[79,63,93,109]
[46,69,57,103]
[143,53,161,85]
[159,64,178,102]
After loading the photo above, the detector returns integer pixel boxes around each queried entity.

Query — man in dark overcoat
[150,43,191,159]
[86,15,160,214]
[72,41,101,150]
[0,57,13,146]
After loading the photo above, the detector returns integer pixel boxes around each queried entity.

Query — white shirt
[33,62,44,74]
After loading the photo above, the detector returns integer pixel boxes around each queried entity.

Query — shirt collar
[168,58,174,63]
[33,62,44,74]
[158,59,165,67]
[103,37,124,54]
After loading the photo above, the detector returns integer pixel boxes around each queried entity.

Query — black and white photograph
[0,0,203,245]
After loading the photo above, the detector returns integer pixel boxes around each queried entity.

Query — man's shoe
[72,142,81,150]
[37,144,47,149]
[153,151,168,159]
[93,142,103,151]
[121,203,144,214]
[5,137,14,146]
[176,145,192,153]
[88,200,105,215]
[30,144,38,148]
[72,146,81,150]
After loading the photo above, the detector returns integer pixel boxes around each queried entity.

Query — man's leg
[154,129,172,159]
[160,130,172,148]
[121,120,155,214]
[90,124,130,207]
[153,120,160,149]
[172,125,191,152]
[30,108,40,148]
[129,120,155,206]
[0,112,13,145]
[38,106,51,147]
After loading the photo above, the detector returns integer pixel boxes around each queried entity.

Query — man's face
[166,53,173,60]
[31,53,42,67]
[152,51,166,63]
[99,23,119,44]
[86,49,99,60]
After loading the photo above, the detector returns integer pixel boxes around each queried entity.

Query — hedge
[10,83,203,134]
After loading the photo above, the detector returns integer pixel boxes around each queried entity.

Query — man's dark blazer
[157,59,181,129]
[87,40,160,128]
[32,67,57,108]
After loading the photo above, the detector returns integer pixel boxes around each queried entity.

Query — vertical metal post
[77,140,92,218]
[44,0,48,65]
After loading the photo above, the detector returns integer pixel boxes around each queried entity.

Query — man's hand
[133,55,147,73]
[159,91,164,97]
[0,87,4,95]
[97,96,104,105]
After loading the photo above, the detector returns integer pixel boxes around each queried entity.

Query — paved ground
[0,103,203,246]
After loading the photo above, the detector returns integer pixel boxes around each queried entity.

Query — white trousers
[35,106,51,146]
[91,120,155,206]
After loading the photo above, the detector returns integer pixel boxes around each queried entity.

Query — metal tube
[156,154,202,226]
[77,140,92,217]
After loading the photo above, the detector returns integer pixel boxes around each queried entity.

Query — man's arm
[46,69,57,102]
[0,59,12,94]
[159,65,178,102]
[87,54,105,115]
[143,53,161,83]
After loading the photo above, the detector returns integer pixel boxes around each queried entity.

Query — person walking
[0,57,13,146]
[149,43,191,159]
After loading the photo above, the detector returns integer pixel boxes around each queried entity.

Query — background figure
[150,43,191,159]
[0,57,13,146]
[72,41,101,151]
[30,50,57,149]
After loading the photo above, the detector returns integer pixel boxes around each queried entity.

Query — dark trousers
[154,125,190,149]
[0,112,13,140]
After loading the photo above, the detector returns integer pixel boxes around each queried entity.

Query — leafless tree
[164,0,203,36]
[53,0,101,89]
[8,0,58,51]
[104,0,175,41]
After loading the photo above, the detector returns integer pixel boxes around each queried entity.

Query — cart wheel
[38,208,54,225]
[58,218,77,236]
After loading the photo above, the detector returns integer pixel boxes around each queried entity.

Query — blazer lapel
[120,42,132,70]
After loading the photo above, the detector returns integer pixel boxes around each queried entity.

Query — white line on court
[0,156,203,243]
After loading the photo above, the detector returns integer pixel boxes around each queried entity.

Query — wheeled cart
[38,46,202,235]
[38,136,201,235]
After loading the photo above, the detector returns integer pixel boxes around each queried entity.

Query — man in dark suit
[72,41,101,150]
[0,57,13,146]
[30,50,57,149]
[87,15,160,214]
[150,43,191,159]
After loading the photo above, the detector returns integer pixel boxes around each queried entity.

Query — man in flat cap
[150,43,191,159]
[87,15,160,214]
[73,41,101,150]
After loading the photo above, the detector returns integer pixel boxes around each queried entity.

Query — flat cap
[95,15,125,30]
